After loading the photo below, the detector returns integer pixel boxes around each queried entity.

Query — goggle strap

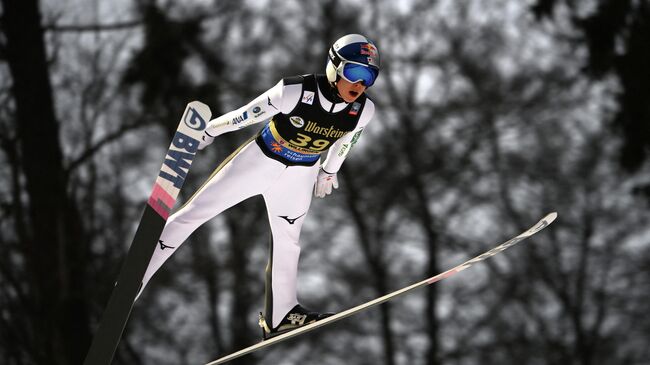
[329,47,342,67]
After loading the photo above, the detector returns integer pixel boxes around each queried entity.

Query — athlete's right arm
[198,79,301,149]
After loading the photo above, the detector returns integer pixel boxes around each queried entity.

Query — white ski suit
[141,74,375,328]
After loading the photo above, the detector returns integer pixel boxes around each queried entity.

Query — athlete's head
[326,34,380,103]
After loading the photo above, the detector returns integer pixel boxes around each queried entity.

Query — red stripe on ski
[148,182,175,219]
[426,268,462,284]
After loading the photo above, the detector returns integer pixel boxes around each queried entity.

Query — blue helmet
[326,34,380,87]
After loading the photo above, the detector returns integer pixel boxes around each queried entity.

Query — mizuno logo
[278,213,306,224]
[268,96,278,110]
[158,240,175,250]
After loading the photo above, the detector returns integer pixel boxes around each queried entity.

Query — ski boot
[259,304,334,340]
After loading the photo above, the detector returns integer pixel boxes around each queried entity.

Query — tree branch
[43,20,143,33]
[41,9,227,34]
[66,118,152,174]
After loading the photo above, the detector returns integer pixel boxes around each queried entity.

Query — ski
[204,212,557,365]
[84,101,212,365]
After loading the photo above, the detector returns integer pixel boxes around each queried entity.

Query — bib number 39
[289,133,330,151]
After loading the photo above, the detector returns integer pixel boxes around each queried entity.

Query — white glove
[314,168,339,198]
[198,132,215,150]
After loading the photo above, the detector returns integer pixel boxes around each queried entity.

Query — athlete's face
[336,78,367,103]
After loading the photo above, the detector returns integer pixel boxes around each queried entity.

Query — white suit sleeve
[321,99,375,173]
[204,79,300,137]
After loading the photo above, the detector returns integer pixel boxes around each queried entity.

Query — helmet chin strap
[325,76,346,104]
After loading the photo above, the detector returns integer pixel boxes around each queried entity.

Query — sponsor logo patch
[251,106,265,118]
[290,116,305,128]
[232,111,248,125]
[351,130,363,144]
[361,43,379,67]
[337,143,349,157]
[304,121,347,138]
[184,107,207,130]
[301,91,315,105]
[349,102,361,116]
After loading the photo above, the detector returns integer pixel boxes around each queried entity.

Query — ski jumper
[140,74,375,328]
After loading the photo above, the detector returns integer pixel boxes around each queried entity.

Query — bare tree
[1,0,90,363]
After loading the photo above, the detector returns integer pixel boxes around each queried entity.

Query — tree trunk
[401,114,441,365]
[341,168,396,365]
[2,0,90,363]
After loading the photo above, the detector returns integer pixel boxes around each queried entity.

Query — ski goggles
[337,61,379,87]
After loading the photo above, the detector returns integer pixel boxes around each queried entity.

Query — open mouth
[349,91,359,98]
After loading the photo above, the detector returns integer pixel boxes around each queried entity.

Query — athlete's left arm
[321,99,375,174]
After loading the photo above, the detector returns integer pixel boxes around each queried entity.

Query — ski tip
[187,100,212,115]
[545,212,558,223]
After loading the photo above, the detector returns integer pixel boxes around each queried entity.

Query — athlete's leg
[261,163,320,327]
[138,141,284,298]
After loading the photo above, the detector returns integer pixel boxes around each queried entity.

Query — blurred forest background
[1,0,649,364]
